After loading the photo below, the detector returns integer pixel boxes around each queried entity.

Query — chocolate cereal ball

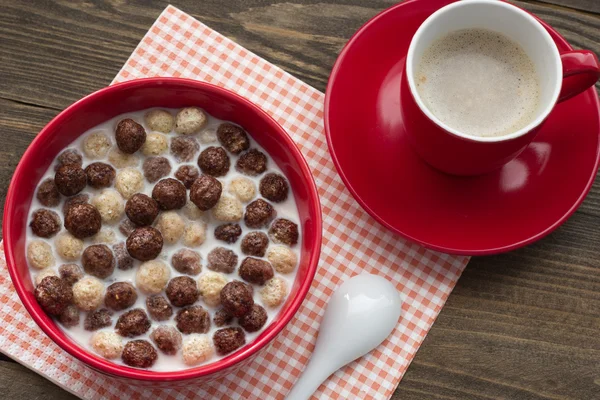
[55,233,84,262]
[85,162,116,189]
[269,218,299,246]
[91,331,123,360]
[236,149,267,176]
[241,232,269,257]
[198,146,230,177]
[145,109,174,134]
[136,260,170,294]
[55,164,87,196]
[36,179,60,207]
[166,276,199,307]
[125,193,159,226]
[126,226,163,261]
[34,276,72,316]
[182,334,214,366]
[84,308,113,331]
[58,304,80,327]
[143,156,172,183]
[212,195,243,222]
[155,211,185,244]
[116,308,151,337]
[260,173,289,203]
[82,132,111,159]
[113,242,134,270]
[64,203,102,239]
[244,199,276,229]
[150,325,182,355]
[172,248,202,275]
[207,247,238,274]
[171,136,200,163]
[122,340,157,368]
[176,305,210,334]
[105,282,138,311]
[267,246,297,274]
[116,119,146,154]
[82,244,115,279]
[183,221,207,247]
[59,263,83,286]
[62,193,89,215]
[239,304,267,333]
[72,276,104,311]
[27,241,55,269]
[260,277,287,307]
[152,178,187,210]
[175,107,208,135]
[146,295,173,321]
[91,189,124,223]
[142,133,169,156]
[108,148,140,169]
[197,271,228,307]
[217,123,250,154]
[228,177,256,203]
[175,165,200,189]
[239,257,274,285]
[220,281,254,317]
[214,223,242,244]
[214,308,233,327]
[115,168,144,200]
[30,209,61,238]
[190,175,222,211]
[55,149,83,170]
[213,327,246,356]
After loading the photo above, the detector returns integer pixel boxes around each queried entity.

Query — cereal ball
[34,268,58,286]
[151,325,182,355]
[91,229,115,245]
[166,276,199,307]
[108,148,140,168]
[154,211,185,244]
[207,247,238,274]
[115,119,146,154]
[214,309,233,327]
[49,226,82,257]
[244,199,276,229]
[73,276,104,311]
[228,177,256,203]
[122,340,157,368]
[171,136,200,162]
[59,263,83,286]
[174,165,199,189]
[214,223,242,243]
[260,173,289,203]
[175,305,210,334]
[171,248,202,276]
[113,242,134,270]
[126,226,163,261]
[91,331,123,360]
[182,221,207,247]
[198,146,230,177]
[145,109,174,133]
[105,282,138,311]
[55,149,83,171]
[115,168,144,200]
[143,156,172,183]
[36,179,60,207]
[260,277,288,307]
[116,308,151,337]
[217,123,250,154]
[241,232,269,257]
[84,308,113,331]
[119,219,137,236]
[65,203,102,239]
[236,149,267,176]
[146,295,173,321]
[220,281,254,317]
[269,218,299,246]
[141,133,169,156]
[239,257,274,285]
[267,246,298,274]
[91,189,124,223]
[152,178,187,210]
[197,272,228,307]
[175,107,208,135]
[213,327,245,356]
[62,193,89,215]
[82,244,115,279]
[136,260,170,294]
[34,276,72,315]
[125,193,159,226]
[182,334,213,366]
[27,241,55,269]
[239,304,268,333]
[85,162,116,189]
[199,128,218,144]
[30,209,61,238]
[212,195,243,222]
[82,132,111,159]
[182,201,205,220]
[58,304,80,327]
[190,175,222,211]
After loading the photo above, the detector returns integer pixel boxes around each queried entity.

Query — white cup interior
[406,0,562,142]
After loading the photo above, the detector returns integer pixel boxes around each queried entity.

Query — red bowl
[3,78,322,385]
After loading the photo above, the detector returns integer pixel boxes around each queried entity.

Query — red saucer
[324,0,600,255]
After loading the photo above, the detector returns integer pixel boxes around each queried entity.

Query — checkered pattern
[0,6,469,399]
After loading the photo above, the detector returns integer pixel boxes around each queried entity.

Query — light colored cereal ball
[34,268,58,286]
[182,334,213,366]
[144,109,174,134]
[136,260,170,294]
[199,128,217,144]
[197,272,227,307]
[108,148,140,168]
[228,177,256,203]
[260,277,288,307]
[115,168,144,200]
[73,277,104,311]
[142,133,169,156]
[182,221,207,247]
[82,131,111,159]
[55,233,83,261]
[91,189,124,223]
[155,211,185,244]
[174,107,208,134]
[91,331,123,359]
[267,246,298,274]
[182,202,204,220]
[92,229,116,245]
[27,240,55,269]
[212,195,243,222]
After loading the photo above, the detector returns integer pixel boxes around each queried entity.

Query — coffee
[415,28,540,137]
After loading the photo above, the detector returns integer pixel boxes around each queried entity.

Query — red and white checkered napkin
[0,5,469,399]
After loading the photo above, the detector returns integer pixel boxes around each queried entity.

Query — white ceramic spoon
[286,274,402,400]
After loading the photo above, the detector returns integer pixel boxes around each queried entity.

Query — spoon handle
[285,355,336,400]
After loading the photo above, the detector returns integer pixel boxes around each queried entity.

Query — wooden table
[1,0,599,398]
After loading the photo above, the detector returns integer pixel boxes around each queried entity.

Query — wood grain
[0,0,599,399]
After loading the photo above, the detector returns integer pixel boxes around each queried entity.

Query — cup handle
[558,50,600,103]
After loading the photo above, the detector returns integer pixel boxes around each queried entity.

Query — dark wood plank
[0,360,78,399]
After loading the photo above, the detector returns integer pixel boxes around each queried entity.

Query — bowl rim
[3,77,322,381]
